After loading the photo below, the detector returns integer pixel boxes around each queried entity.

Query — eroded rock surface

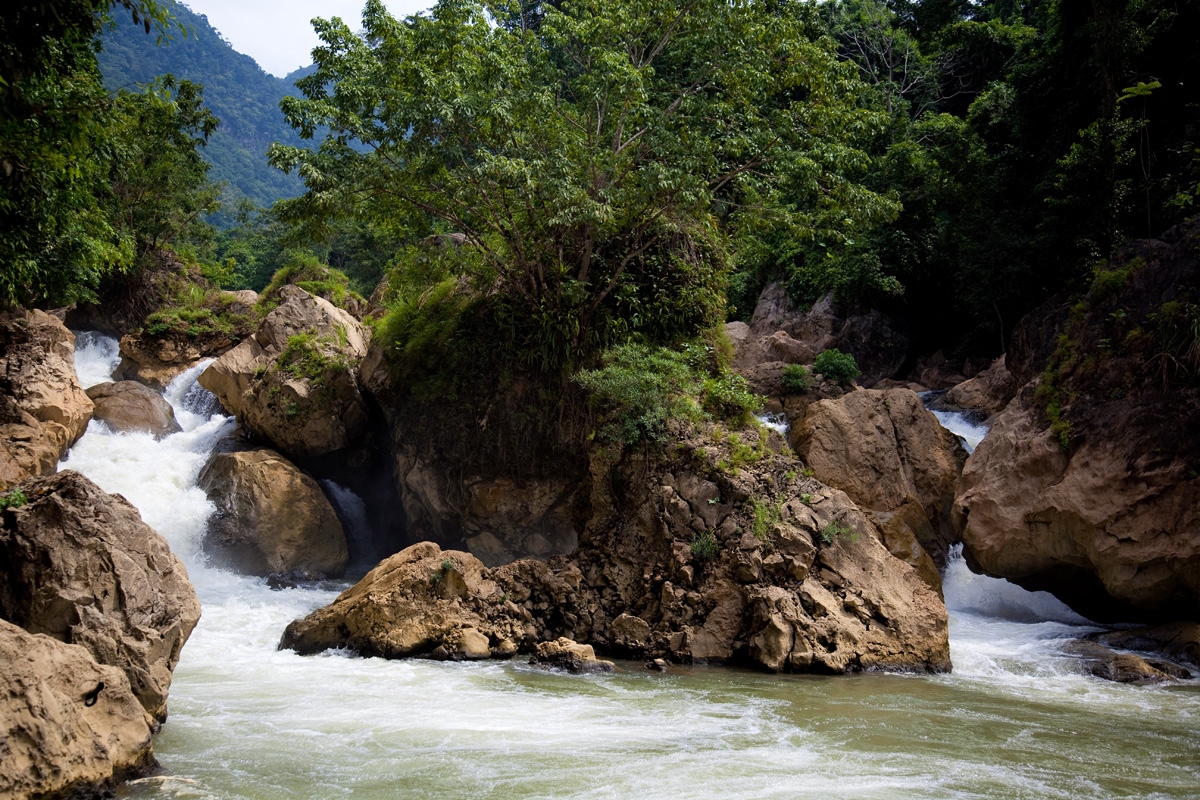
[0,308,93,484]
[790,388,966,570]
[86,381,181,438]
[282,429,951,675]
[0,471,200,722]
[957,221,1200,621]
[198,448,348,577]
[199,284,370,459]
[0,620,155,799]
[932,356,1018,417]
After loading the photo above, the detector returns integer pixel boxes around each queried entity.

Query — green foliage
[800,492,814,505]
[750,499,782,543]
[259,254,362,313]
[813,349,861,385]
[689,530,720,561]
[781,364,814,393]
[700,373,763,425]
[430,558,457,584]
[141,281,254,339]
[820,520,855,544]
[0,488,28,510]
[277,332,355,383]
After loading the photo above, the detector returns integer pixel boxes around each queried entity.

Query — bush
[813,349,860,385]
[701,372,763,423]
[0,488,27,510]
[575,343,705,444]
[781,364,813,393]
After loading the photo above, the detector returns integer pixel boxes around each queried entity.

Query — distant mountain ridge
[98,1,309,218]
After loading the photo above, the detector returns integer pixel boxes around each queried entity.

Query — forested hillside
[98,0,305,215]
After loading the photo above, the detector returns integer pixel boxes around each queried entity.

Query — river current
[61,336,1200,799]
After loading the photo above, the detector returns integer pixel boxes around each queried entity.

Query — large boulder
[199,285,370,459]
[0,471,201,722]
[85,381,181,438]
[198,448,349,577]
[0,308,94,484]
[0,620,155,799]
[790,388,966,567]
[956,220,1200,621]
[282,424,951,675]
[932,355,1018,417]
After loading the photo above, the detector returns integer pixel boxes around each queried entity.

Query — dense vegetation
[1,0,1196,436]
[98,0,305,216]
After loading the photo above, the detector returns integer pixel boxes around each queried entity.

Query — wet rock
[86,381,182,437]
[198,448,349,577]
[1063,640,1191,683]
[645,658,669,672]
[530,638,616,673]
[0,620,155,799]
[0,471,200,722]
[1089,622,1200,667]
[266,569,330,591]
[0,308,93,483]
[790,388,966,566]
[199,285,370,459]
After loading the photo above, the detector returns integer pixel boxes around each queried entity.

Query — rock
[281,422,951,676]
[198,448,349,577]
[957,221,1200,621]
[0,620,155,799]
[910,351,968,391]
[1091,622,1200,666]
[790,388,966,565]
[1062,639,1190,683]
[199,285,370,459]
[932,356,1018,417]
[645,657,669,671]
[85,381,182,437]
[0,471,200,722]
[530,637,616,673]
[112,334,204,390]
[0,308,93,481]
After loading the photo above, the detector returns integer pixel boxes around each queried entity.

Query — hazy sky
[184,0,432,77]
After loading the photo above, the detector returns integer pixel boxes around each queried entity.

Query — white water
[58,337,1200,800]
[929,409,989,453]
[755,411,790,437]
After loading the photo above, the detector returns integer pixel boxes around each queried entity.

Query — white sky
[183,0,432,77]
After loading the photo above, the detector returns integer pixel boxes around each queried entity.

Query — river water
[59,338,1200,800]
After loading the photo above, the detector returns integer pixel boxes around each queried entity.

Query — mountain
[98,1,308,219]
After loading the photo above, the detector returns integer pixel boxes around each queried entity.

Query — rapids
[58,337,1199,800]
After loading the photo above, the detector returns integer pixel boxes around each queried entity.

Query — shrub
[781,364,813,393]
[813,349,860,385]
[0,488,28,510]
[820,520,856,544]
[750,499,781,542]
[689,530,720,560]
[701,372,763,423]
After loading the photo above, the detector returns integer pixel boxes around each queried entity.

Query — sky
[183,0,432,77]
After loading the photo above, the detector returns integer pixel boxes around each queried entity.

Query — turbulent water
[59,338,1200,800]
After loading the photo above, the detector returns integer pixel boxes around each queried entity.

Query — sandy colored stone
[790,388,966,564]
[86,381,181,437]
[0,308,93,482]
[0,620,155,799]
[530,637,615,673]
[199,285,370,458]
[0,471,200,722]
[934,355,1018,417]
[198,448,349,577]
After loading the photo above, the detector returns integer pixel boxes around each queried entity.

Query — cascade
[55,335,1200,800]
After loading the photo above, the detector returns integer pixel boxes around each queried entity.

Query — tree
[270,0,896,369]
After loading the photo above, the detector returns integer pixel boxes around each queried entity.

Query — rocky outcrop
[86,381,181,438]
[282,426,951,675]
[1090,622,1200,666]
[0,308,94,485]
[932,356,1018,417]
[0,471,201,722]
[197,448,349,577]
[956,220,1200,621]
[530,638,615,673]
[790,388,966,570]
[1062,639,1190,683]
[199,285,370,459]
[734,285,910,387]
[0,620,155,799]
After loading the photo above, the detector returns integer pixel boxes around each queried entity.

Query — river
[61,337,1200,799]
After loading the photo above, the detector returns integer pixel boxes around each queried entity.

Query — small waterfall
[320,479,379,575]
[755,411,789,436]
[72,330,122,389]
[928,409,989,453]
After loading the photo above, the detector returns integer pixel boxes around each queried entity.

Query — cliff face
[956,220,1200,622]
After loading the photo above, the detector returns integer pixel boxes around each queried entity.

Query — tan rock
[0,620,155,799]
[934,355,1018,416]
[790,388,966,564]
[530,637,615,673]
[112,334,204,390]
[86,381,182,438]
[199,285,370,458]
[1092,622,1200,666]
[198,448,349,577]
[1063,640,1190,683]
[0,308,93,478]
[0,471,200,722]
